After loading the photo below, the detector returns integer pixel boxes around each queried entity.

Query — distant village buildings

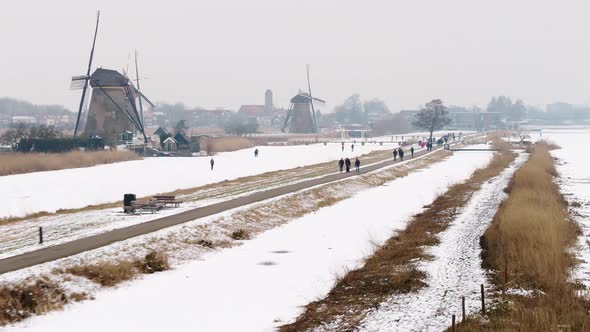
[238,89,287,130]
[0,113,76,128]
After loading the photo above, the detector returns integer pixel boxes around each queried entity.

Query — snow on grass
[542,128,590,290]
[1,148,492,332]
[0,143,392,219]
[0,142,425,261]
[357,153,527,332]
[0,146,448,287]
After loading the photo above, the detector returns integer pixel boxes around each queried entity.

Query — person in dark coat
[398,147,404,161]
[254,148,259,157]
[393,148,398,161]
[341,142,345,152]
[354,158,361,174]
[351,144,355,152]
[338,158,344,172]
[410,146,414,158]
[345,157,351,173]
[210,158,214,170]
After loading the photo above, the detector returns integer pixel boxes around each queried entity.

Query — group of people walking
[392,146,414,161]
[338,157,361,174]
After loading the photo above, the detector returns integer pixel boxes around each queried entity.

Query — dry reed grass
[482,143,574,289]
[65,261,137,287]
[459,142,590,331]
[0,276,89,326]
[200,136,255,155]
[0,250,169,326]
[281,150,517,332]
[64,250,170,287]
[0,150,141,176]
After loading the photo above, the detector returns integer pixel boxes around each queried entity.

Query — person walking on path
[398,147,404,161]
[351,144,355,152]
[393,148,398,161]
[354,158,361,174]
[338,158,344,172]
[410,146,414,158]
[254,148,259,157]
[345,157,351,173]
[210,158,215,170]
[341,142,345,152]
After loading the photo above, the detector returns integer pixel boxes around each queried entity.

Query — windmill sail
[74,10,100,137]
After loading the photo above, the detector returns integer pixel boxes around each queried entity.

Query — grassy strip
[200,136,256,155]
[0,250,167,326]
[280,149,517,332]
[0,150,141,176]
[457,142,590,331]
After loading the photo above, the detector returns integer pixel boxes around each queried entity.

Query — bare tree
[0,129,18,150]
[412,99,451,142]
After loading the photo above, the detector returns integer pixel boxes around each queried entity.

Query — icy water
[542,128,590,288]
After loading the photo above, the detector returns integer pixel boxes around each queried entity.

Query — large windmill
[282,65,325,133]
[70,12,153,144]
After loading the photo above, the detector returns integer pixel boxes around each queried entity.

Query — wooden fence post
[452,314,456,332]
[462,296,466,323]
[481,284,486,315]
[39,227,43,244]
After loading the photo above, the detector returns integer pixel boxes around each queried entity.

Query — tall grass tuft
[483,143,575,289]
[461,142,590,331]
[0,150,141,176]
[200,137,255,155]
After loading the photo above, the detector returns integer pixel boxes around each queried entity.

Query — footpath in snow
[358,153,527,332]
[0,143,391,219]
[3,148,493,332]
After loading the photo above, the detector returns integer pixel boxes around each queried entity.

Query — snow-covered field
[542,128,590,288]
[2,148,493,332]
[358,153,527,332]
[0,143,391,219]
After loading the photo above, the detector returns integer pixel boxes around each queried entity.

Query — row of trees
[486,96,527,121]
[0,123,105,152]
[0,123,63,150]
[331,94,391,125]
[0,98,71,116]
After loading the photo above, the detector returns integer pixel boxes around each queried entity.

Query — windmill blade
[139,91,155,108]
[282,102,295,133]
[74,10,100,137]
[134,50,145,130]
[306,64,318,133]
[312,96,326,104]
[70,75,89,90]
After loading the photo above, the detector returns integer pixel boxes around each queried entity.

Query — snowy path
[0,143,391,219]
[2,149,493,332]
[358,153,527,332]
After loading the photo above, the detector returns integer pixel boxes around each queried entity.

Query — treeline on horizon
[0,98,72,116]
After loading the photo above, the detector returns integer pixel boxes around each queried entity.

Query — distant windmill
[282,65,325,133]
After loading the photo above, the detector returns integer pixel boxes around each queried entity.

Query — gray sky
[1,0,589,113]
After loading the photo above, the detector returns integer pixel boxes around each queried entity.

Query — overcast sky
[1,0,589,113]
